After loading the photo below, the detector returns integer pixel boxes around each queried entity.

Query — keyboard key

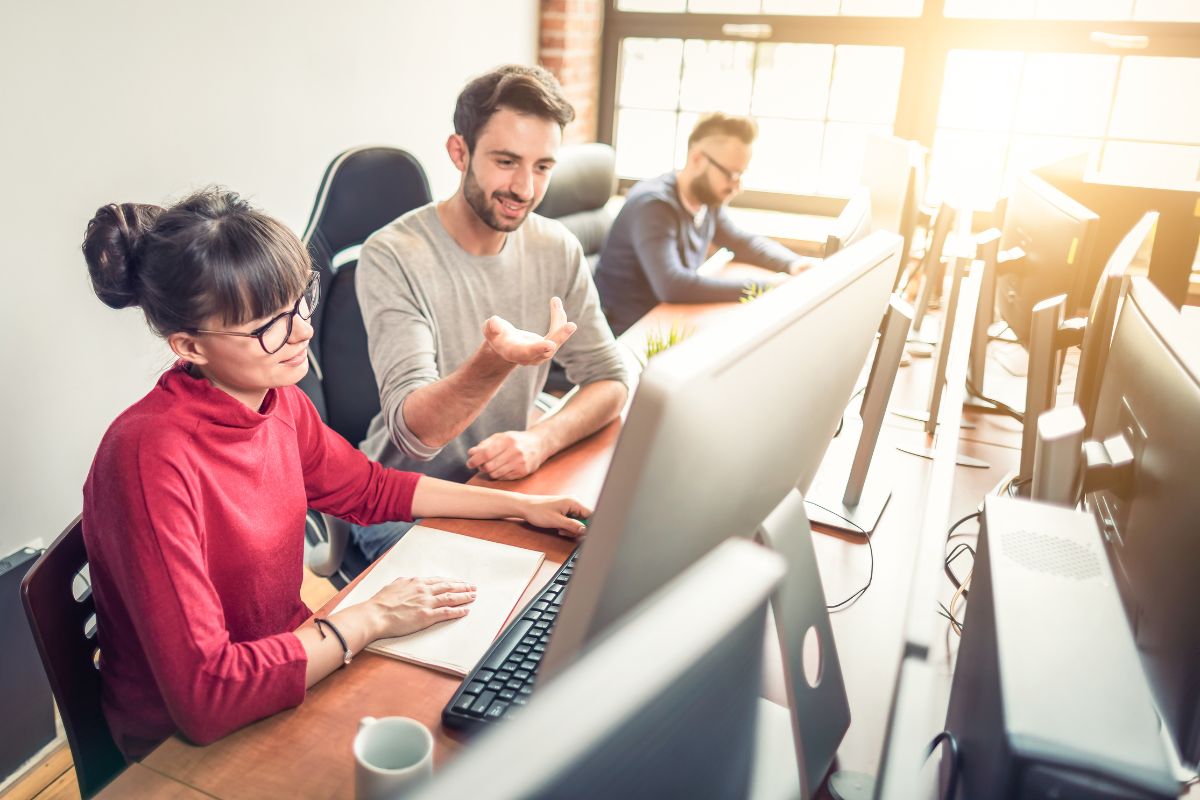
[487,680,504,692]
[524,611,542,622]
[521,659,537,671]
[532,601,550,612]
[527,653,542,664]
[506,679,523,691]
[496,669,512,682]
[514,670,531,681]
[499,689,516,701]
[464,681,485,696]
[485,703,506,720]
[514,645,531,655]
[533,644,546,653]
[512,697,529,707]
[482,620,533,670]
[452,694,474,714]
[469,691,497,717]
[518,685,533,696]
[475,669,495,683]
[504,658,523,671]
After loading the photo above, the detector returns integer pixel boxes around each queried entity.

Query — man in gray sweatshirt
[352,65,630,560]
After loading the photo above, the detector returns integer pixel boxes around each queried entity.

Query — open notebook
[332,525,545,676]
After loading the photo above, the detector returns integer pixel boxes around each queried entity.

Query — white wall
[0,1,540,558]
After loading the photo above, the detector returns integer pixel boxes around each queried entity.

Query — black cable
[945,511,980,542]
[1005,476,1031,498]
[926,730,961,800]
[806,500,874,612]
[833,384,868,439]
[944,542,974,592]
[965,379,1024,423]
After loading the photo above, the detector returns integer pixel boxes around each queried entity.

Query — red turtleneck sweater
[82,363,420,759]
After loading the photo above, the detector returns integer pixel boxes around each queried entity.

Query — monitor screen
[542,232,902,677]
[408,539,784,799]
[999,173,1100,342]
[1088,276,1200,768]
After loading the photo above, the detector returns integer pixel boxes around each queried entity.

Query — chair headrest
[535,143,616,220]
[303,147,432,259]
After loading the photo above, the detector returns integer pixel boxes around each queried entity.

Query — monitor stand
[754,490,852,799]
[807,296,912,534]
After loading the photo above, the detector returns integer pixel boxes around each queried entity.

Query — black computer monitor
[999,172,1100,343]
[1072,211,1158,436]
[409,539,785,799]
[1087,276,1200,769]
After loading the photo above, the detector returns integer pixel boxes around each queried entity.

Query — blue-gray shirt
[595,172,798,335]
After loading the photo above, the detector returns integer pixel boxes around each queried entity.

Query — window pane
[686,0,762,11]
[944,0,1135,17]
[938,50,1023,131]
[674,111,701,170]
[1109,57,1200,144]
[1005,135,1102,192]
[827,45,903,124]
[751,43,834,120]
[742,118,824,194]
[679,39,756,113]
[820,122,892,195]
[944,0,1035,17]
[617,0,686,10]
[615,109,679,178]
[760,0,839,14]
[928,128,1009,210]
[1134,0,1200,21]
[1034,0,1132,19]
[840,0,923,16]
[1100,141,1200,189]
[1014,53,1118,137]
[619,38,684,110]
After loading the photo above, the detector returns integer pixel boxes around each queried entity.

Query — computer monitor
[998,172,1099,343]
[408,539,785,799]
[1072,211,1157,436]
[825,187,872,257]
[542,231,901,674]
[1087,276,1200,769]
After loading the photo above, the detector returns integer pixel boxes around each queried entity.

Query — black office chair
[21,515,126,799]
[535,142,617,273]
[534,142,617,393]
[298,146,433,588]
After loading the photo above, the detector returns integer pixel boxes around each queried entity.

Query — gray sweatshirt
[356,203,630,483]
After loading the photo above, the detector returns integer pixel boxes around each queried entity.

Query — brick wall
[539,0,604,144]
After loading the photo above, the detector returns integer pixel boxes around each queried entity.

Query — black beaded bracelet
[313,617,353,667]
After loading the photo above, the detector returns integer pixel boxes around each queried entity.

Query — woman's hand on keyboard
[518,495,592,538]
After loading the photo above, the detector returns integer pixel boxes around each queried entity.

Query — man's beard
[690,170,731,207]
[464,158,531,233]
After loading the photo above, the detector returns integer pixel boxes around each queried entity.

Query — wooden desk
[127,264,1033,799]
[97,763,212,799]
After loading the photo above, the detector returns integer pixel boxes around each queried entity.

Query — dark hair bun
[83,202,164,309]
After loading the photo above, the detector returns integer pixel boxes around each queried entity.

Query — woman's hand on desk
[517,495,592,538]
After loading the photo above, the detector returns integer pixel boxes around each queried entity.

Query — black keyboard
[442,546,580,731]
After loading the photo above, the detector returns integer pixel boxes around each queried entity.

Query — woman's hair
[82,188,311,337]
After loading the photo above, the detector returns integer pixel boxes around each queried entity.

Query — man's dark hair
[453,64,575,152]
[687,112,759,149]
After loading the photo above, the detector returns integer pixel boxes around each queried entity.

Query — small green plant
[740,281,776,304]
[643,320,694,361]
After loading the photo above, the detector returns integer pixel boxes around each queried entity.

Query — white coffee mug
[353,716,434,800]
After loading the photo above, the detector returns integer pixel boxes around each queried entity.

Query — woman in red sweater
[80,188,591,759]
